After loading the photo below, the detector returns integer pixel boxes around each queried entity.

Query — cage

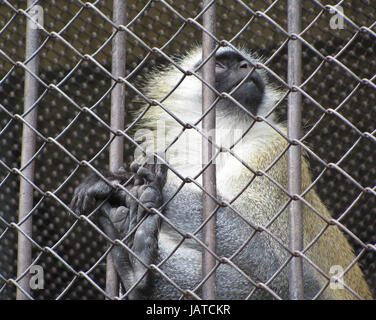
[0,0,375,300]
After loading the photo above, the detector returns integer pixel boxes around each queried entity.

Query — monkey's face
[214,50,265,117]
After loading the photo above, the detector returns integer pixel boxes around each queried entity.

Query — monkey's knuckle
[140,189,156,202]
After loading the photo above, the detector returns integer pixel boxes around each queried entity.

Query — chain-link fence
[0,0,375,300]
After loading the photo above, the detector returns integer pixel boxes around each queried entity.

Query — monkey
[71,46,373,300]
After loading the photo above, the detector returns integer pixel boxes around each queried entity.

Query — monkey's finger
[82,194,94,214]
[127,192,140,232]
[130,185,145,203]
[105,205,131,237]
[139,187,162,208]
[127,184,143,206]
[154,162,168,186]
[143,153,158,171]
[130,162,144,186]
[134,214,160,250]
[111,188,128,206]
[98,203,120,241]
[87,180,114,199]
[137,166,157,184]
[132,214,160,282]
[142,154,167,186]
[69,196,78,214]
[136,186,163,221]
[130,162,140,173]
[70,189,86,214]
[70,183,85,209]
[70,191,78,210]
[133,175,143,186]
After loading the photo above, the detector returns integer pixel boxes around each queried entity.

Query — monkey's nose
[250,71,265,94]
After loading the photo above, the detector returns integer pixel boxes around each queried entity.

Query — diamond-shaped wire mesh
[0,0,375,299]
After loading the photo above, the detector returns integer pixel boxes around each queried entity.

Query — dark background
[0,0,375,299]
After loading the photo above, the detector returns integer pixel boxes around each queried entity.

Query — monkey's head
[212,49,266,117]
[139,46,283,145]
[137,46,284,166]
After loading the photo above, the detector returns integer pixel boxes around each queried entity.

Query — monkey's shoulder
[217,129,290,196]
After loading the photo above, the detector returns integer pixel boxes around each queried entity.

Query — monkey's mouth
[229,76,264,95]
[248,73,265,93]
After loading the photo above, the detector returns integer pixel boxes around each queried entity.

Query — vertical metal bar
[287,0,304,300]
[107,0,126,299]
[201,0,217,300]
[16,1,40,300]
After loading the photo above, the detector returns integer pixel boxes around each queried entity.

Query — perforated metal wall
[0,0,375,299]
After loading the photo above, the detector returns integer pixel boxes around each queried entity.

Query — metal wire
[0,0,375,300]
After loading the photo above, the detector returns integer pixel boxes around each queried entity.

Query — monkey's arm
[229,133,372,300]
[70,162,167,299]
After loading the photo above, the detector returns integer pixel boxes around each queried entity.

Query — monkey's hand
[101,161,167,299]
[70,160,168,299]
[129,161,168,223]
[70,167,130,216]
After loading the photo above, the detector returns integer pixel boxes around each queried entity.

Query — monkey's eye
[215,62,226,69]
[239,60,249,69]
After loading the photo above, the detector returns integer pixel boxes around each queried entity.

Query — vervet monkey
[71,46,372,300]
